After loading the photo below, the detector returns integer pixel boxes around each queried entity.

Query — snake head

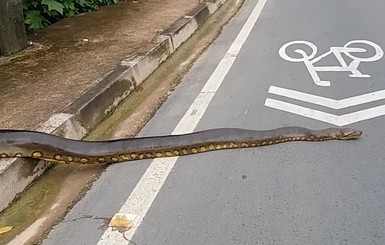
[336,128,362,140]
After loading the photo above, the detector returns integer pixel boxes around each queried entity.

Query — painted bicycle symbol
[279,40,384,86]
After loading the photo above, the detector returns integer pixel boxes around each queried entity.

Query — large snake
[0,127,361,164]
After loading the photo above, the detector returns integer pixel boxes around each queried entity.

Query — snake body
[0,127,361,164]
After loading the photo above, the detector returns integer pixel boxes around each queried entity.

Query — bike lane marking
[278,40,384,87]
[97,0,268,243]
[266,40,385,125]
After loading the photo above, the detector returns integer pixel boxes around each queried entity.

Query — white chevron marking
[268,86,385,109]
[265,98,385,126]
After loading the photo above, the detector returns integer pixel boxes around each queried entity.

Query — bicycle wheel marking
[278,40,384,86]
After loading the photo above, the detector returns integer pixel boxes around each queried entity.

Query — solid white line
[265,98,385,126]
[97,0,268,244]
[268,86,385,109]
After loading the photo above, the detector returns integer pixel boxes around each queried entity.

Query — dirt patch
[0,0,198,130]
[0,164,104,245]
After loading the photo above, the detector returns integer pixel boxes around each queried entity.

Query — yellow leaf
[0,226,13,234]
[108,214,133,229]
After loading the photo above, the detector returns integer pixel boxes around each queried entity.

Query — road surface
[43,0,385,244]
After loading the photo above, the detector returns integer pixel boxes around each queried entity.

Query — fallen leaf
[108,214,133,229]
[0,226,13,234]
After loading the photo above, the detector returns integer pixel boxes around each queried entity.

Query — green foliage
[22,0,119,32]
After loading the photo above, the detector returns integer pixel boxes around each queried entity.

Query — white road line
[269,86,385,109]
[265,98,385,126]
[97,0,268,244]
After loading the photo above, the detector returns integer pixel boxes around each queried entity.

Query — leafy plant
[22,0,119,32]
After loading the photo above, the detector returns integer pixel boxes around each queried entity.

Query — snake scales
[0,127,361,164]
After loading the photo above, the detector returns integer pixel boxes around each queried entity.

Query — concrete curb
[0,0,228,212]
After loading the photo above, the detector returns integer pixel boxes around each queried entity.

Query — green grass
[0,165,68,244]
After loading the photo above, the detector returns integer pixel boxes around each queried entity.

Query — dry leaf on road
[0,226,13,234]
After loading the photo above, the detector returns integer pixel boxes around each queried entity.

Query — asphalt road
[43,0,385,244]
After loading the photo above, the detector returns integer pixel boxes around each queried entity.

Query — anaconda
[0,127,362,164]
